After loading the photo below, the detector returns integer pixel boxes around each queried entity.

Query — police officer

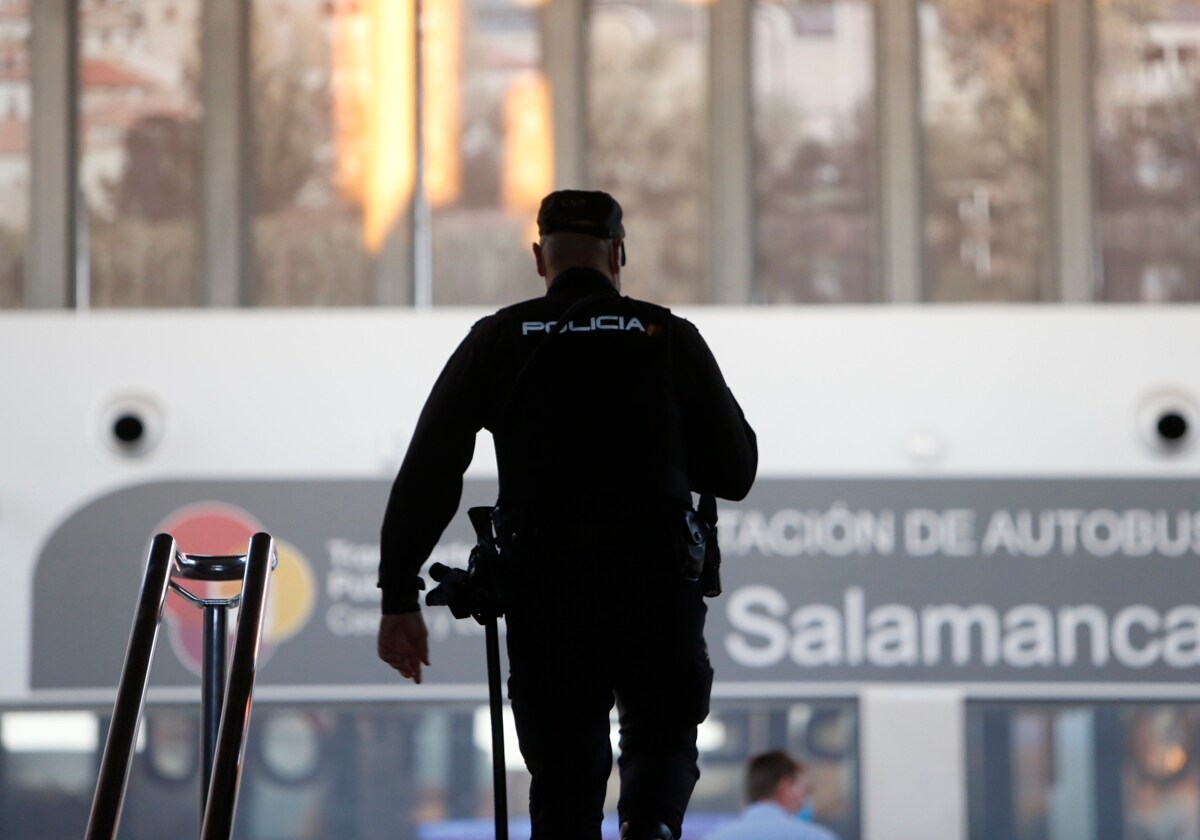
[377,190,757,840]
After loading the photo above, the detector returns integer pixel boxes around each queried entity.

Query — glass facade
[588,0,710,305]
[968,702,1200,840]
[248,0,550,307]
[251,0,375,306]
[1095,0,1200,303]
[0,0,29,308]
[7,0,1200,306]
[752,0,878,304]
[428,0,547,307]
[919,0,1050,302]
[80,0,203,307]
[0,700,859,839]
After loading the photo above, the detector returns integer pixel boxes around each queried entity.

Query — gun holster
[681,510,707,582]
[681,495,722,598]
[698,495,723,597]
[699,521,722,598]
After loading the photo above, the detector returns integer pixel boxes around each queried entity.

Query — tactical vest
[492,293,690,533]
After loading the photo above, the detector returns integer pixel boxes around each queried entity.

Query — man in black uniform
[377,190,757,840]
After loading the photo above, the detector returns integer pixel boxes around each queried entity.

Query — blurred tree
[248,4,377,305]
[935,0,1165,165]
[588,4,708,303]
[933,0,1049,166]
[107,114,197,219]
[252,20,326,214]
[87,213,200,306]
[925,0,1180,301]
[0,226,23,308]
[755,95,876,303]
[105,8,328,218]
[921,0,1052,300]
[1093,0,1200,300]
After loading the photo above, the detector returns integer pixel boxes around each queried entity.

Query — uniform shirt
[378,267,757,613]
[705,802,841,840]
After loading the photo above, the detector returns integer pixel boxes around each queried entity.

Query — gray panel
[32,477,1200,691]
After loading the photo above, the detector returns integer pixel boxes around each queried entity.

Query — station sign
[32,478,1200,690]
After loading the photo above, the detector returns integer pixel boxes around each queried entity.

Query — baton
[485,615,508,840]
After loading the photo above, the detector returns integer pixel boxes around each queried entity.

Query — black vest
[491,290,688,532]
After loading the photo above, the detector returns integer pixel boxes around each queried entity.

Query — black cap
[536,190,624,240]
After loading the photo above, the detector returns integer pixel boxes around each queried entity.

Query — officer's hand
[377,612,430,684]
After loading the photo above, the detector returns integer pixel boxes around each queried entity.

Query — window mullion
[544,0,587,189]
[201,0,252,306]
[709,0,754,305]
[30,0,77,309]
[1051,0,1096,303]
[876,0,922,303]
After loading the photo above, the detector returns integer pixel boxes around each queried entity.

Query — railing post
[200,532,276,840]
[200,601,229,819]
[87,532,275,840]
[85,534,177,840]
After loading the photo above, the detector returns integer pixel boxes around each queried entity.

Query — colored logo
[154,503,316,676]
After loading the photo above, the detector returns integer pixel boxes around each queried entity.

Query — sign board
[33,477,1200,691]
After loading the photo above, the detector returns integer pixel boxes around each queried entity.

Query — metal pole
[85,534,177,840]
[201,602,228,817]
[485,617,508,840]
[200,533,276,840]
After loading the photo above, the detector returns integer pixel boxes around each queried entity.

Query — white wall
[3,306,1200,840]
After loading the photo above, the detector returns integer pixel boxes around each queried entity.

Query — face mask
[797,800,815,822]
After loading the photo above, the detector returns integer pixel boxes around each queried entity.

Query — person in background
[706,751,840,840]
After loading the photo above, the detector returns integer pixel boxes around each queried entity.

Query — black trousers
[504,540,713,840]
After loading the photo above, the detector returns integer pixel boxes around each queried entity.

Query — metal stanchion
[201,601,228,810]
[85,534,177,840]
[201,532,276,840]
[85,533,276,840]
[171,550,248,833]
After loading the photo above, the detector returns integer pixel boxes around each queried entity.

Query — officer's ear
[610,238,624,273]
[533,241,547,278]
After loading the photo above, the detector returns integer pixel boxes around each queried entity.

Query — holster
[681,510,707,582]
[681,495,722,598]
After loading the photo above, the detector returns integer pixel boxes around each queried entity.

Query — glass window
[919,0,1050,302]
[752,0,878,304]
[0,0,29,308]
[0,700,858,838]
[588,0,710,305]
[968,702,1200,840]
[696,701,860,840]
[0,710,99,837]
[1095,0,1200,303]
[428,0,548,306]
[254,0,548,308]
[251,0,376,306]
[80,0,202,307]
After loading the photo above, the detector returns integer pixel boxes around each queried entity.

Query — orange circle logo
[154,503,316,675]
